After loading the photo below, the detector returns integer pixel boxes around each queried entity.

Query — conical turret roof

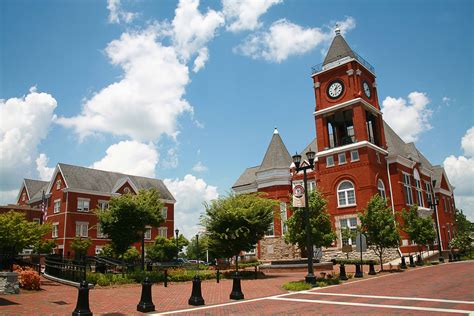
[323,28,355,66]
[258,128,292,172]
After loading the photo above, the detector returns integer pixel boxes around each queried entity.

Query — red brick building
[11,163,175,257]
[233,28,456,262]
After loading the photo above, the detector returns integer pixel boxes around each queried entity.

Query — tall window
[160,207,168,219]
[425,181,433,206]
[413,170,423,207]
[350,150,359,162]
[22,192,26,201]
[280,202,288,235]
[337,181,356,207]
[56,180,61,190]
[52,223,59,238]
[377,179,386,200]
[144,226,152,240]
[77,198,90,212]
[54,199,61,213]
[98,201,109,211]
[158,227,168,238]
[340,217,358,245]
[338,152,347,165]
[328,122,336,148]
[96,223,106,238]
[265,220,274,236]
[326,156,334,167]
[308,181,316,192]
[443,197,447,212]
[403,173,413,205]
[75,222,89,237]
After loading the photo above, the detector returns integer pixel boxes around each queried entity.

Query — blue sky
[1,0,473,235]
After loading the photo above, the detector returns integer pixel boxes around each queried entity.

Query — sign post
[355,232,366,276]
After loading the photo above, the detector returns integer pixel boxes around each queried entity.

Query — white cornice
[434,188,453,197]
[314,98,380,117]
[386,155,416,169]
[316,141,388,158]
[311,57,376,78]
[233,183,258,195]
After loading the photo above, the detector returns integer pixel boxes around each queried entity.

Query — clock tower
[311,26,390,240]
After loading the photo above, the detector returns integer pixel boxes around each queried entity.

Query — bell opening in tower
[326,109,355,149]
[365,111,380,146]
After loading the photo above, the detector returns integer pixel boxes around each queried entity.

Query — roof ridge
[58,162,164,181]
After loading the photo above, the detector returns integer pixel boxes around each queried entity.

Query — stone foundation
[321,247,400,263]
[259,236,301,261]
[0,272,20,294]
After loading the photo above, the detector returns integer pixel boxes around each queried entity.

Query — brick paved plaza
[0,261,473,315]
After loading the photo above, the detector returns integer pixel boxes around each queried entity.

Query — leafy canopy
[186,234,215,262]
[70,237,92,257]
[449,209,472,253]
[0,211,51,252]
[96,188,164,257]
[401,205,436,251]
[284,190,336,250]
[201,193,277,258]
[359,194,400,269]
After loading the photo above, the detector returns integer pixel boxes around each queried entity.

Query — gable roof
[323,32,356,66]
[232,166,260,188]
[56,163,175,202]
[258,129,292,172]
[23,179,48,202]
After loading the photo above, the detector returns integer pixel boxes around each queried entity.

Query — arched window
[377,179,386,200]
[337,181,356,207]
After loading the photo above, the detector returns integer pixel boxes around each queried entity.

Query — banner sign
[292,184,305,208]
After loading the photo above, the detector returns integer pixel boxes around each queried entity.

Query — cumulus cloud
[381,92,432,142]
[36,153,54,181]
[164,174,218,238]
[0,190,18,205]
[192,161,208,172]
[57,28,192,142]
[193,47,209,73]
[0,87,57,193]
[443,126,474,221]
[107,0,137,24]
[91,140,159,177]
[222,0,282,32]
[234,16,355,63]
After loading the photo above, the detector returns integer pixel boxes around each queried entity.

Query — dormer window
[56,180,62,190]
[22,192,26,201]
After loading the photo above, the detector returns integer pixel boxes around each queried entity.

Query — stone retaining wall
[0,272,19,294]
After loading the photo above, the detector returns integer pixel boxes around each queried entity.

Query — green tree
[146,236,176,262]
[359,195,400,270]
[98,244,116,258]
[123,246,140,262]
[186,234,215,262]
[284,190,336,254]
[401,205,436,258]
[201,193,277,269]
[449,209,473,255]
[70,237,92,259]
[454,209,471,235]
[33,240,57,254]
[96,188,164,258]
[0,211,51,253]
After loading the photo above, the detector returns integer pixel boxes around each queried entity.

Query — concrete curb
[43,273,94,289]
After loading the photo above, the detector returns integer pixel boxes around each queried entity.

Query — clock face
[327,80,344,99]
[363,81,371,98]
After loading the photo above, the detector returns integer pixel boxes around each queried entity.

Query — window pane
[338,153,346,164]
[339,181,353,190]
[338,192,347,206]
[347,190,355,204]
[349,218,357,227]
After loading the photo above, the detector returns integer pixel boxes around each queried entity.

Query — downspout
[386,160,402,257]
[62,191,68,256]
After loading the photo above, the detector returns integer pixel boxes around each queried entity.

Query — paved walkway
[0,262,472,315]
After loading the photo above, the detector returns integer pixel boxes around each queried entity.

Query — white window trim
[338,152,347,165]
[52,222,59,238]
[53,199,61,213]
[158,227,167,238]
[265,220,275,237]
[96,223,106,238]
[337,181,356,208]
[280,202,288,236]
[377,179,386,200]
[160,207,168,220]
[77,198,90,212]
[97,200,109,212]
[350,150,359,162]
[402,172,413,206]
[326,156,335,167]
[75,221,89,237]
[144,226,152,240]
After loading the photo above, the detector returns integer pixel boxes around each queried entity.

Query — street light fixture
[428,197,444,262]
[175,228,180,259]
[292,148,316,285]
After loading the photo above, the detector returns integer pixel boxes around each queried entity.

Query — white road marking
[269,297,473,314]
[303,291,474,305]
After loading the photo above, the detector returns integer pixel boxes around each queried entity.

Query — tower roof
[258,128,292,172]
[323,30,355,66]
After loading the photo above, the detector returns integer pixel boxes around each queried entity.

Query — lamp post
[175,228,180,259]
[428,197,443,262]
[292,148,316,285]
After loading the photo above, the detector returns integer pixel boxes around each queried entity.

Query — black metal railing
[45,256,86,283]
[311,50,375,74]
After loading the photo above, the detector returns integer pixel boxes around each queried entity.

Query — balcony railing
[311,50,375,75]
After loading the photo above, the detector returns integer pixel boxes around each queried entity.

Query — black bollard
[216,269,220,283]
[339,264,348,281]
[254,266,258,280]
[72,280,92,316]
[188,276,205,306]
[400,256,407,269]
[416,254,423,266]
[368,261,376,275]
[409,255,415,267]
[137,277,155,312]
[439,255,445,263]
[229,272,244,300]
[164,269,168,287]
[354,263,363,278]
[448,253,453,262]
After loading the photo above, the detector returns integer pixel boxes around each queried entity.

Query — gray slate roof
[58,163,175,201]
[323,34,356,66]
[232,166,260,188]
[300,138,318,160]
[24,179,49,201]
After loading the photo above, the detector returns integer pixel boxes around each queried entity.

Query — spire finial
[273,127,279,134]
[335,23,341,35]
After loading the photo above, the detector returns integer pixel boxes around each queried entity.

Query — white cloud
[0,189,18,205]
[91,140,159,177]
[57,27,193,142]
[443,126,474,221]
[442,96,451,106]
[161,147,179,169]
[0,87,57,191]
[222,0,282,32]
[164,174,218,239]
[36,153,54,181]
[234,17,355,63]
[334,16,356,36]
[381,92,432,142]
[192,161,208,172]
[193,47,209,73]
[107,0,137,24]
[172,0,224,62]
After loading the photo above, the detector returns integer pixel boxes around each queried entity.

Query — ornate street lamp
[292,148,316,285]
[175,228,180,259]
[428,196,444,262]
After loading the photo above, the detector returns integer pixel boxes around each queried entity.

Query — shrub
[282,281,312,291]
[19,270,41,290]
